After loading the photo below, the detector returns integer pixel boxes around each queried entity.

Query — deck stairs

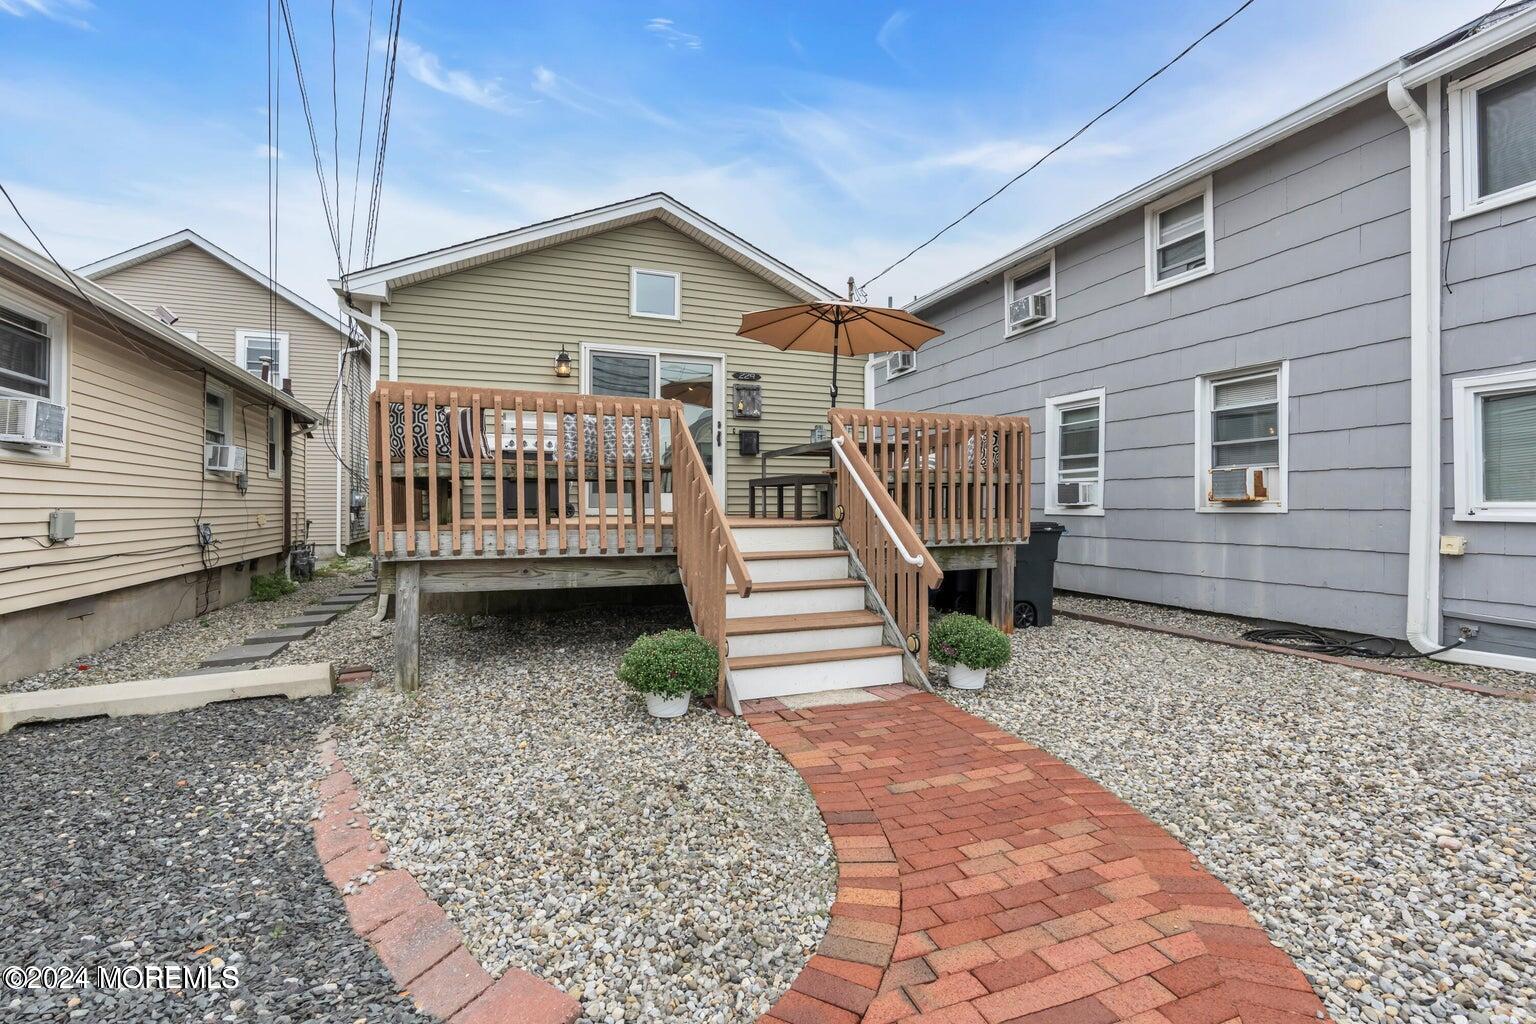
[722,519,908,702]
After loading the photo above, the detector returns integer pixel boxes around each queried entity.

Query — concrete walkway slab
[247,626,316,643]
[200,642,290,669]
[0,663,334,733]
[283,611,337,627]
[746,689,1333,1024]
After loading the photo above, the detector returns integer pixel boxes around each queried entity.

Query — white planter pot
[644,693,690,719]
[948,664,987,690]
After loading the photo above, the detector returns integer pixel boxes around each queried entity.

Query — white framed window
[630,267,681,320]
[1044,388,1105,517]
[204,381,232,447]
[235,329,289,383]
[1453,365,1536,522]
[267,407,284,479]
[1449,48,1536,219]
[1144,177,1214,293]
[1004,250,1056,336]
[0,283,69,462]
[886,351,916,378]
[1195,363,1287,513]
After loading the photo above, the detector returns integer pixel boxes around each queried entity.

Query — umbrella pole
[830,328,839,407]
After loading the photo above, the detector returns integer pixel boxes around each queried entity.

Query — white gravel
[330,606,834,1024]
[1056,592,1536,698]
[949,615,1536,1024]
[0,558,373,694]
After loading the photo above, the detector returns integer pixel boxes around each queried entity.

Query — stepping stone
[281,612,336,629]
[247,626,315,643]
[199,642,289,668]
[300,607,342,621]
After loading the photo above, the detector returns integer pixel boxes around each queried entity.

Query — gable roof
[0,232,319,423]
[78,228,356,340]
[333,192,839,303]
[909,3,1536,315]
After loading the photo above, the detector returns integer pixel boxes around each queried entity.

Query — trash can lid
[1029,521,1067,533]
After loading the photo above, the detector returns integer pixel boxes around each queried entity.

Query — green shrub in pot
[928,613,1011,690]
[618,630,719,717]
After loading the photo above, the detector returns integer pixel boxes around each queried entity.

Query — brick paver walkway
[747,688,1332,1024]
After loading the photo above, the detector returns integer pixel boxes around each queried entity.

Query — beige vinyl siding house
[82,232,369,559]
[0,233,317,683]
[340,194,860,517]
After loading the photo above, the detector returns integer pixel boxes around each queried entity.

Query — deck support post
[990,544,1016,634]
[394,561,421,693]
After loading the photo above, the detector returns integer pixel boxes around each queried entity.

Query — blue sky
[0,0,1497,311]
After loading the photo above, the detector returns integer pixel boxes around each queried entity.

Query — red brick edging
[746,688,1335,1024]
[1057,609,1532,701]
[311,739,581,1024]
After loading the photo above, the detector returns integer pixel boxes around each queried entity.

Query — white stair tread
[728,645,903,671]
[728,518,837,527]
[725,610,883,635]
[742,549,844,561]
[725,579,863,595]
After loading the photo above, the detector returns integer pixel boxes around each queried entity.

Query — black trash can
[1013,521,1066,627]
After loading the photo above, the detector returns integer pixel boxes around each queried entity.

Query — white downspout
[1388,76,1444,657]
[342,299,396,384]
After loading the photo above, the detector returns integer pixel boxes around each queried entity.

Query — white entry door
[581,344,726,508]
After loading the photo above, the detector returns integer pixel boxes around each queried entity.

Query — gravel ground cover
[0,694,424,1023]
[0,558,373,695]
[331,605,835,1024]
[946,615,1535,1024]
[1056,591,1536,698]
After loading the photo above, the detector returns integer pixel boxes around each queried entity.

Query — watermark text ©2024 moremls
[4,963,240,992]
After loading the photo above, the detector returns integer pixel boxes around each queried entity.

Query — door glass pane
[589,351,654,399]
[661,358,715,475]
[1478,65,1536,197]
[1483,389,1536,501]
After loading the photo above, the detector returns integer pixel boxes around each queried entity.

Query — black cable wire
[1240,625,1467,660]
[277,0,345,275]
[346,0,377,272]
[861,0,1260,291]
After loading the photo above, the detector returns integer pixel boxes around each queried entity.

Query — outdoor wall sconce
[554,345,572,378]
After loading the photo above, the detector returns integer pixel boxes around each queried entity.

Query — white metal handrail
[831,435,925,568]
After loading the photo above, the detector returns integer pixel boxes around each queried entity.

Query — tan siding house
[0,233,317,683]
[82,232,370,558]
[337,193,859,516]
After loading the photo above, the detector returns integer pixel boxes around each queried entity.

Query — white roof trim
[79,228,359,342]
[0,232,320,423]
[334,192,838,303]
[910,6,1536,316]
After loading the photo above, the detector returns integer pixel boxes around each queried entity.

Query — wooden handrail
[829,418,941,588]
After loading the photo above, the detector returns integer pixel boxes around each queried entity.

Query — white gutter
[342,300,397,383]
[1400,6,1536,87]
[1391,74,1536,675]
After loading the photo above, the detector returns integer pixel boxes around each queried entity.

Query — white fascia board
[1400,6,1536,87]
[80,229,356,339]
[909,61,1402,314]
[0,231,321,424]
[336,192,838,303]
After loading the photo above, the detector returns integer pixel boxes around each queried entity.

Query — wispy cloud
[925,139,1133,174]
[396,37,514,113]
[531,65,678,128]
[253,143,283,160]
[875,10,909,63]
[0,0,90,29]
[645,17,702,51]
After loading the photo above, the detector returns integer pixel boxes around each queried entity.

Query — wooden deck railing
[671,407,752,705]
[830,408,1031,548]
[370,382,679,557]
[828,414,944,670]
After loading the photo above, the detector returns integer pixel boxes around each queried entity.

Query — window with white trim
[630,268,681,319]
[1450,48,1536,218]
[0,300,60,400]
[1195,364,1287,512]
[1144,178,1213,292]
[267,407,284,478]
[235,329,289,383]
[1044,388,1105,516]
[0,289,68,461]
[1453,366,1536,522]
[205,384,231,447]
[1004,250,1055,336]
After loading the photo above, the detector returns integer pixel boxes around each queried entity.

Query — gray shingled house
[875,5,1536,673]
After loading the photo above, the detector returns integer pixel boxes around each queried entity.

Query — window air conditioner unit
[1008,292,1051,330]
[1056,480,1098,507]
[0,396,67,449]
[1208,466,1267,502]
[205,443,247,473]
[888,351,916,376]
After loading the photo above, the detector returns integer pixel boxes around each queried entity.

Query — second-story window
[1145,177,1213,293]
[236,330,289,384]
[631,268,681,319]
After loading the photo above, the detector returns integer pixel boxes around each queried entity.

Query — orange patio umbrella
[736,278,943,405]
